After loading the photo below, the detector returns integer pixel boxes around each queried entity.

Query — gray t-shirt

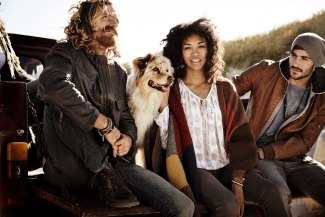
[257,83,310,147]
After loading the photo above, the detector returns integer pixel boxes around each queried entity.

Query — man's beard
[96,33,117,48]
[290,66,313,80]
[95,26,118,48]
[293,73,312,80]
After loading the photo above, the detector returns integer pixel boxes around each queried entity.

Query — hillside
[224,10,325,75]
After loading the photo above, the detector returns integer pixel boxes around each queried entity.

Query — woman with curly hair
[155,17,288,217]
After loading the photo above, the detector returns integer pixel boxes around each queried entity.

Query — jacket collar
[279,56,325,94]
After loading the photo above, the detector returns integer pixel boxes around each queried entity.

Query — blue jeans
[258,157,325,217]
[197,165,288,217]
[116,160,194,217]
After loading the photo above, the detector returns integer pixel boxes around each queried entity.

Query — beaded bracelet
[98,117,113,141]
[231,179,244,187]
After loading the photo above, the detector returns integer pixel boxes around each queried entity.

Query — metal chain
[26,91,47,155]
[26,90,78,205]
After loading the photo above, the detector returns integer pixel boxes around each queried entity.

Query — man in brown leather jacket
[37,1,194,216]
[233,32,325,216]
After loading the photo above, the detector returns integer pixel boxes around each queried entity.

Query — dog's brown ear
[133,53,153,72]
[132,53,153,82]
[170,65,175,74]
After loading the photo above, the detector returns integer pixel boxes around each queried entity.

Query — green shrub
[224,10,325,75]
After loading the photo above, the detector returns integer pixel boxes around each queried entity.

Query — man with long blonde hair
[37,0,194,215]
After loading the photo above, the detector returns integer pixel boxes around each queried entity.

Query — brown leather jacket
[233,57,325,160]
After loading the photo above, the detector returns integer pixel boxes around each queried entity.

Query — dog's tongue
[158,86,168,92]
[148,80,169,92]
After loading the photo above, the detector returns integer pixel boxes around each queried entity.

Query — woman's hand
[158,88,170,112]
[232,183,244,217]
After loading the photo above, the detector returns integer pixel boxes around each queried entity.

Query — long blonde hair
[64,0,120,57]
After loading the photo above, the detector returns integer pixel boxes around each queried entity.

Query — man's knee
[175,199,194,217]
[270,181,291,201]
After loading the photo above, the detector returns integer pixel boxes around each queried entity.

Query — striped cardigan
[152,78,258,216]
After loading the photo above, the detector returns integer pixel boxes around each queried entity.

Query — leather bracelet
[98,117,113,141]
[99,116,112,130]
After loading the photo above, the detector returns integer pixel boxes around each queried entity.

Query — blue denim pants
[197,165,289,217]
[116,160,194,217]
[258,157,325,217]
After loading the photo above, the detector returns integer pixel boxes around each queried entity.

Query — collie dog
[126,53,174,167]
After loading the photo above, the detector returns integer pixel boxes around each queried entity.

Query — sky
[1,0,325,63]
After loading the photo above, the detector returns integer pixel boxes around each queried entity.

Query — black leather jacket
[38,42,137,151]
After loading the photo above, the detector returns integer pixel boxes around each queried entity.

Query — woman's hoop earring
[177,64,184,70]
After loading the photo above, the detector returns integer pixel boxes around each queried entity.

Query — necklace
[283,83,309,120]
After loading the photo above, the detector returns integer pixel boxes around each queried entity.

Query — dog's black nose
[168,76,174,82]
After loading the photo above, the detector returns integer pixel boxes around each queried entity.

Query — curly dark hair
[161,17,225,82]
[64,0,120,57]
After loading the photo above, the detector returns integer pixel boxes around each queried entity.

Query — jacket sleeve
[219,81,258,178]
[232,60,273,96]
[37,43,99,132]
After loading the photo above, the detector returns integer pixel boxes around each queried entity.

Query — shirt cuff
[154,106,169,127]
[154,106,169,149]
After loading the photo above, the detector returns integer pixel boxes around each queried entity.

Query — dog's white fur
[126,53,174,167]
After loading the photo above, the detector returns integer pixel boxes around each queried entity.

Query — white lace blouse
[154,79,229,170]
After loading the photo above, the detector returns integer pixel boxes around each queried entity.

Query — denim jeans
[116,160,194,217]
[197,165,288,217]
[258,158,325,217]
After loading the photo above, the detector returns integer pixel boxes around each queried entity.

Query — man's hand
[113,133,132,157]
[104,126,120,156]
